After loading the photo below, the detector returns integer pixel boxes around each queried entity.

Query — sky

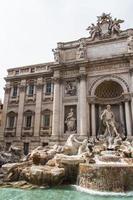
[0,0,133,101]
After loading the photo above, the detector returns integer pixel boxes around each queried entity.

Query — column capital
[77,73,87,81]
[36,83,43,90]
[52,77,61,84]
[122,92,131,102]
[19,84,26,92]
[88,96,96,104]
[4,86,11,94]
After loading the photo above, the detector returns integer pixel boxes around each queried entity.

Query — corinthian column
[130,72,133,123]
[34,78,43,137]
[91,103,96,137]
[52,74,60,137]
[1,83,11,139]
[79,73,87,136]
[16,80,26,137]
[125,101,132,136]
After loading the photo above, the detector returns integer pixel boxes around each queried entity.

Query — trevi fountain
[0,105,133,200]
[1,11,133,200]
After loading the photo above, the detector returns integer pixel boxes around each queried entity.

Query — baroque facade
[0,100,3,129]
[1,13,133,154]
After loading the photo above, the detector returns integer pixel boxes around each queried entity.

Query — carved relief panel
[64,80,77,96]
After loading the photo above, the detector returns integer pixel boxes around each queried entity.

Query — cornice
[5,71,53,81]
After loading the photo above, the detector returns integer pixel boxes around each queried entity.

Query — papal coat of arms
[87,13,124,40]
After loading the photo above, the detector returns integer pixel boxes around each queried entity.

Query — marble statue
[52,48,60,62]
[100,105,119,149]
[110,18,124,35]
[76,40,86,59]
[127,35,133,53]
[86,23,101,40]
[65,108,76,132]
[101,105,119,137]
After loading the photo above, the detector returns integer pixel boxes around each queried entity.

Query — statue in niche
[65,108,76,132]
[100,105,120,149]
[65,81,77,96]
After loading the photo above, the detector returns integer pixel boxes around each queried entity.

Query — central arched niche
[94,80,126,136]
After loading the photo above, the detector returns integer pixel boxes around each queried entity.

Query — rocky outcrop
[0,134,133,192]
[0,146,22,167]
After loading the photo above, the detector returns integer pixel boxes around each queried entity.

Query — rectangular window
[9,116,15,128]
[28,85,34,96]
[43,114,50,127]
[12,86,17,97]
[26,115,32,128]
[24,143,29,155]
[46,82,51,95]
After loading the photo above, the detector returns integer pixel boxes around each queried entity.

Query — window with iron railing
[45,82,51,95]
[12,86,18,98]
[28,85,34,96]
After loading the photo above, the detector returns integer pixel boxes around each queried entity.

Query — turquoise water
[0,186,133,200]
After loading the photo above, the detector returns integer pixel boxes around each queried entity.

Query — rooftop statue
[86,13,124,40]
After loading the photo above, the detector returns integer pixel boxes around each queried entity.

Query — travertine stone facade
[1,13,133,153]
[0,100,3,141]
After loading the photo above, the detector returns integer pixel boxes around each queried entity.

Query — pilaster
[16,80,26,138]
[34,77,43,137]
[1,83,11,139]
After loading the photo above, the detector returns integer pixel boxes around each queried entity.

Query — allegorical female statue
[65,108,76,132]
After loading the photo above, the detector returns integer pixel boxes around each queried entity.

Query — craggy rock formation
[0,134,133,191]
[0,146,22,167]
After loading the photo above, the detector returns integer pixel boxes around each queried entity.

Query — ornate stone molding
[87,96,96,104]
[4,87,11,94]
[122,92,131,102]
[89,74,129,96]
[78,73,87,80]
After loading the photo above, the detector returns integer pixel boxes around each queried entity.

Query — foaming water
[72,185,133,197]
[0,186,133,200]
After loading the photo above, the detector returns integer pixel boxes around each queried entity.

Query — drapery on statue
[65,108,76,132]
[100,105,119,137]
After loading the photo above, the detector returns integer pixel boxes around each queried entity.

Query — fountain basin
[79,163,133,192]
